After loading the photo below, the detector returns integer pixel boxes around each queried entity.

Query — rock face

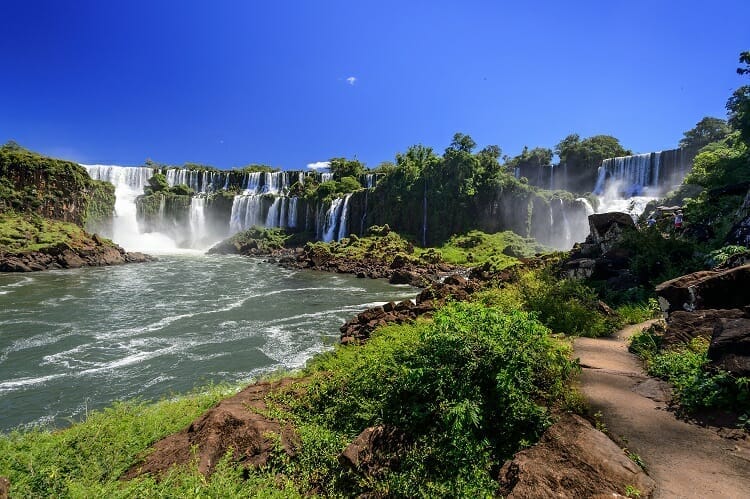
[655,264,750,314]
[0,238,151,272]
[655,264,750,376]
[497,413,655,498]
[124,378,304,478]
[565,212,636,281]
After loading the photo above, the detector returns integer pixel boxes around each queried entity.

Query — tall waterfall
[83,165,180,252]
[337,194,352,241]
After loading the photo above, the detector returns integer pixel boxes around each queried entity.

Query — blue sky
[1,1,748,170]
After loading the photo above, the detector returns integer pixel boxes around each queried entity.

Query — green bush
[631,335,750,416]
[519,271,622,337]
[281,302,578,496]
[168,183,194,196]
[146,173,169,193]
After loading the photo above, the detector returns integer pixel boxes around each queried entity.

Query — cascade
[83,165,178,252]
[558,198,572,249]
[321,197,345,242]
[288,197,298,228]
[337,194,352,241]
[593,147,696,217]
[189,196,207,247]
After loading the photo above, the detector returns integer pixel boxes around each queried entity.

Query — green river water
[0,253,415,432]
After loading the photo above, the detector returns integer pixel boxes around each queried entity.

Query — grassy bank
[0,212,115,253]
[0,302,580,497]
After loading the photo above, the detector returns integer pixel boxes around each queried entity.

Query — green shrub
[616,298,661,325]
[278,302,578,496]
[168,183,194,196]
[633,336,750,416]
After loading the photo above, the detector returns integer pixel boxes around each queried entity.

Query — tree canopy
[678,116,731,150]
[329,157,366,180]
[555,134,631,169]
[727,50,750,144]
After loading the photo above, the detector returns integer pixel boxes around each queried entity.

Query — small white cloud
[346,76,357,86]
[307,161,331,171]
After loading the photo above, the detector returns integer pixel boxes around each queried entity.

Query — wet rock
[563,258,596,279]
[497,413,655,498]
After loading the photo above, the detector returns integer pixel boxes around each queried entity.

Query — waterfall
[288,197,299,228]
[266,197,282,227]
[83,165,179,252]
[557,198,572,249]
[229,195,265,233]
[593,147,696,217]
[321,197,346,242]
[321,173,334,183]
[576,197,595,216]
[189,196,207,247]
[337,194,352,240]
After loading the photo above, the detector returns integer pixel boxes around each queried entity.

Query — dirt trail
[575,321,750,499]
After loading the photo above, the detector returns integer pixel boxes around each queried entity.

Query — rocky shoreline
[0,234,152,272]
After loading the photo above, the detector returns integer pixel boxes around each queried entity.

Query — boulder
[0,476,8,499]
[663,309,746,346]
[497,413,655,498]
[708,317,750,376]
[655,264,750,314]
[339,425,409,477]
[587,212,636,254]
[123,378,303,478]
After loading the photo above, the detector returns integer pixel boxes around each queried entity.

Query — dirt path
[575,321,750,499]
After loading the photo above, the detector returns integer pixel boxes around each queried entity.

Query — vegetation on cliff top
[0,142,115,228]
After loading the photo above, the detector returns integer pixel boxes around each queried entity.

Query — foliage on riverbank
[0,303,579,497]
[0,212,115,253]
[629,329,750,420]
[0,384,240,497]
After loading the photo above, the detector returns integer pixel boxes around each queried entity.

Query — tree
[555,134,631,169]
[678,116,731,150]
[445,132,477,154]
[329,157,366,180]
[727,50,750,144]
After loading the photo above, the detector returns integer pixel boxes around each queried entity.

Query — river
[0,253,415,432]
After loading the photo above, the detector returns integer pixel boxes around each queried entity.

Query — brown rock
[656,264,750,315]
[123,378,303,478]
[0,476,8,499]
[664,309,745,346]
[443,274,468,286]
[708,317,750,376]
[498,413,655,498]
[339,425,409,477]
